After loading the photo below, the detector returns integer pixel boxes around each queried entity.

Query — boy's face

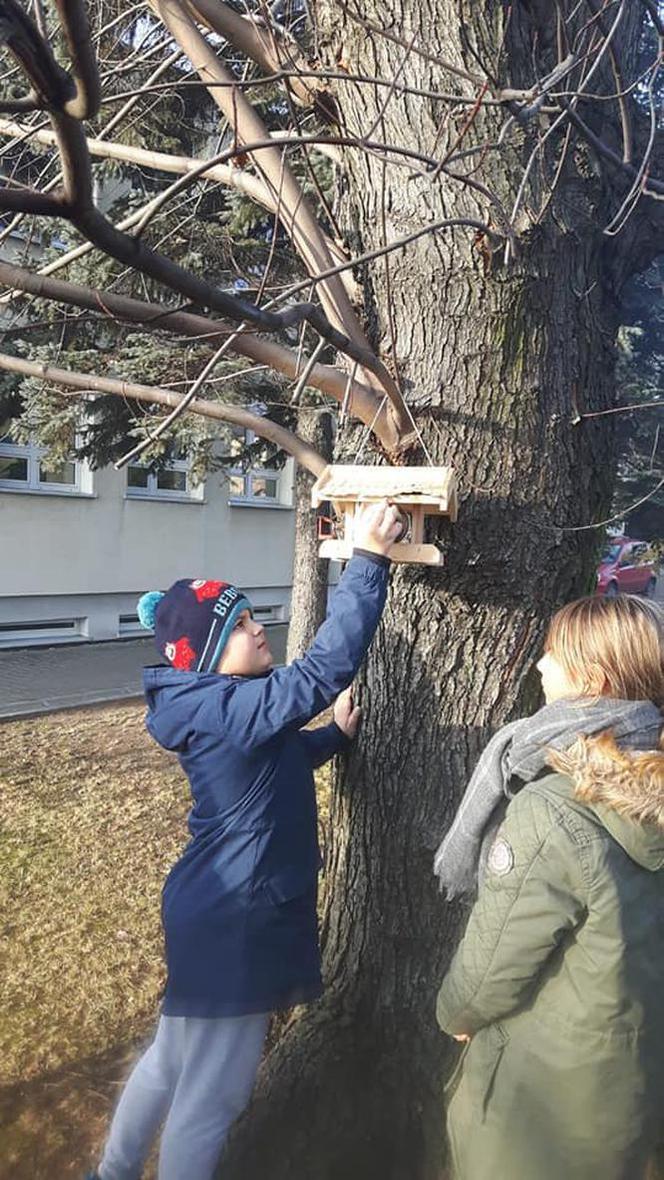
[536,651,580,704]
[216,609,273,677]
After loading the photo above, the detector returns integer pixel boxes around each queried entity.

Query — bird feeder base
[311,463,457,567]
[319,539,444,565]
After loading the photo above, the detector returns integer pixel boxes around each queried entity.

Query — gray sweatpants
[98,1012,269,1180]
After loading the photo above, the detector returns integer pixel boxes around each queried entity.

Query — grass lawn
[3,703,662,1180]
[0,702,331,1179]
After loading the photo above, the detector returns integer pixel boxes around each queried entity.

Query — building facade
[0,440,296,647]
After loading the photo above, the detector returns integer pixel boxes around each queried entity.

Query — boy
[88,500,402,1180]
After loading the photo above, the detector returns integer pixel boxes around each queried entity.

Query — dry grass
[0,700,331,1179]
[0,702,189,1086]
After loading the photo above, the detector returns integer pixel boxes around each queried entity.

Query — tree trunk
[218,8,650,1179]
[286,407,334,663]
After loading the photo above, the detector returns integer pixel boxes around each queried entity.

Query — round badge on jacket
[488,836,514,876]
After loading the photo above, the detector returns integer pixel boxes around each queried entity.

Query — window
[0,617,86,646]
[0,420,84,493]
[601,543,621,564]
[251,604,283,624]
[118,612,147,636]
[126,449,198,500]
[227,426,281,504]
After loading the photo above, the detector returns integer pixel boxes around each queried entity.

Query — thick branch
[0,182,63,214]
[0,117,277,214]
[0,259,402,452]
[150,0,356,337]
[0,350,327,476]
[148,0,409,421]
[0,0,75,110]
[186,0,326,114]
[0,118,353,292]
[0,0,411,439]
[53,0,101,118]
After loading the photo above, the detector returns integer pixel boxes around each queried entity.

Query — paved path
[0,626,288,720]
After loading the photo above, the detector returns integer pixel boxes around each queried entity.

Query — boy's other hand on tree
[334,687,362,739]
[354,499,404,556]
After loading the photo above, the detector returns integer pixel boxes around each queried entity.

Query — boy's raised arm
[212,502,402,750]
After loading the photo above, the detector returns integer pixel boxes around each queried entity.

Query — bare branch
[149,1,372,352]
[559,101,664,197]
[53,0,101,119]
[0,0,75,110]
[0,94,43,113]
[0,117,279,219]
[0,259,403,452]
[583,0,632,164]
[0,0,407,433]
[561,475,664,532]
[0,350,328,476]
[96,69,533,108]
[186,0,328,114]
[0,181,63,214]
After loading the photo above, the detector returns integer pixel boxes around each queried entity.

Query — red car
[596,537,658,598]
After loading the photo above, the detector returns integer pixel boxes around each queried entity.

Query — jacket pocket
[465,1024,507,1121]
[260,863,317,905]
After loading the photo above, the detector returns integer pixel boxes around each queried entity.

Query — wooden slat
[319,539,444,566]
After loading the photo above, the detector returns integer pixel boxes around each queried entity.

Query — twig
[561,475,664,532]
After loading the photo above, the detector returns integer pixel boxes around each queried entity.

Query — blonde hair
[545,595,664,708]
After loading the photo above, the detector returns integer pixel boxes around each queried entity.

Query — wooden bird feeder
[311,465,458,566]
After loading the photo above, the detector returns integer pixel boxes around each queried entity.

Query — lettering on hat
[213,586,241,617]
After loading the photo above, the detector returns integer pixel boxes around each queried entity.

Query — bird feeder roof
[311,464,457,519]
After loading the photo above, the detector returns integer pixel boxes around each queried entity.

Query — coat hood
[142,664,223,752]
[550,730,664,870]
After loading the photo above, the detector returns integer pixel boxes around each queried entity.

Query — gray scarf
[433,697,662,899]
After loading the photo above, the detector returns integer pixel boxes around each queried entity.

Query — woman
[435,594,664,1180]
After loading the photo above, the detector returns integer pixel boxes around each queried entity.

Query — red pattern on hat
[165,636,197,670]
[189,579,228,602]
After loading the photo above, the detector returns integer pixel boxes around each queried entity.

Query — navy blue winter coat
[142,552,389,1017]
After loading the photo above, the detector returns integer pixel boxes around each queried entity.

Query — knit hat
[137,579,252,673]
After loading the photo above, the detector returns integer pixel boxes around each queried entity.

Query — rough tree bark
[286,407,334,664]
[218,6,663,1180]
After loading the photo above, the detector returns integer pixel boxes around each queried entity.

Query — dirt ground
[0,701,332,1180]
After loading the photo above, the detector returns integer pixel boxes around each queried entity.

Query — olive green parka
[437,732,664,1180]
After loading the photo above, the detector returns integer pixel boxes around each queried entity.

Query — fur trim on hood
[549,729,664,830]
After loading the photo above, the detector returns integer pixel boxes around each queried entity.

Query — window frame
[125,454,201,501]
[227,425,282,506]
[0,431,84,494]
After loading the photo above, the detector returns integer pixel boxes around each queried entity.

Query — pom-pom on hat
[137,579,252,673]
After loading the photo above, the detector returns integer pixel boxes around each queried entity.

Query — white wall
[0,462,297,643]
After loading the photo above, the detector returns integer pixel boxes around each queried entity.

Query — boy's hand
[353,499,404,556]
[334,687,362,739]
